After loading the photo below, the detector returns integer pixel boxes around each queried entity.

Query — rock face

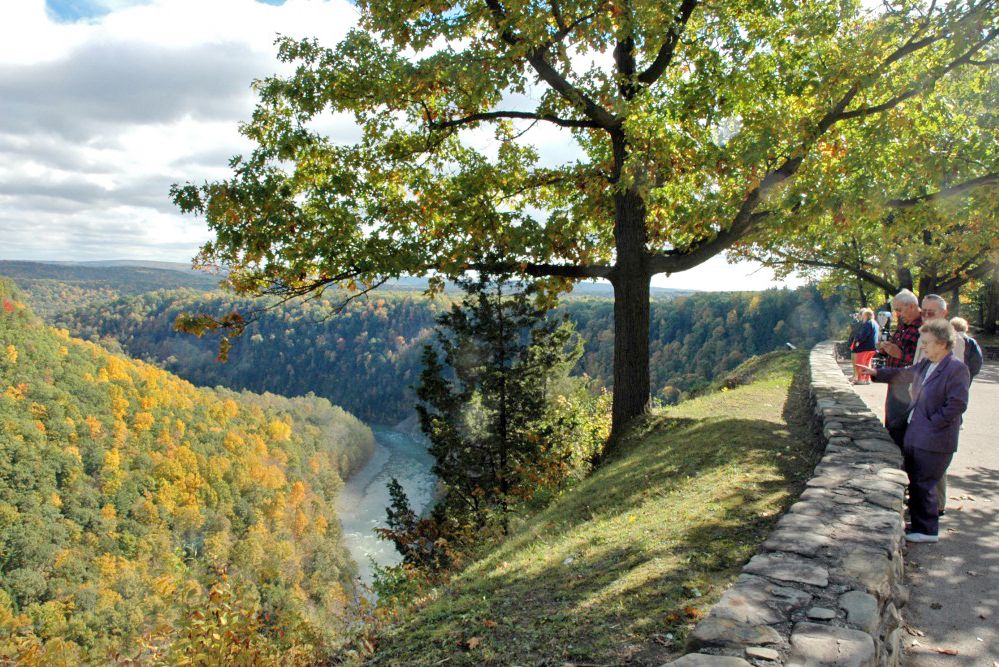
[668,342,907,666]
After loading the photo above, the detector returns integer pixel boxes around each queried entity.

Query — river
[336,425,437,585]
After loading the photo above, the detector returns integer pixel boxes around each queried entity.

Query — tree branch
[636,0,700,85]
[840,27,999,121]
[748,250,900,295]
[935,260,998,294]
[431,110,601,130]
[482,0,619,129]
[886,172,998,208]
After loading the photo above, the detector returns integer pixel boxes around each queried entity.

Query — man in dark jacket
[862,318,971,542]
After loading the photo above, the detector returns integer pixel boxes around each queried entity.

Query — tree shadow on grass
[374,364,824,666]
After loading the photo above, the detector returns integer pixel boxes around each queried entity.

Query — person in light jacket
[860,318,970,543]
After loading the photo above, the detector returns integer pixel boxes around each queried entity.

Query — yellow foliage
[4,383,28,401]
[223,431,245,451]
[314,515,328,536]
[59,346,68,357]
[223,398,239,418]
[50,493,62,508]
[133,411,155,432]
[293,510,309,537]
[104,448,122,470]
[268,418,293,443]
[112,419,129,446]
[5,344,17,364]
[289,481,306,506]
[84,415,103,438]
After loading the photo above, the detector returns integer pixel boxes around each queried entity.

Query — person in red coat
[860,318,970,543]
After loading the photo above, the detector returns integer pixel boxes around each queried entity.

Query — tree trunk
[896,257,913,293]
[611,268,651,441]
[607,134,652,441]
[985,267,999,335]
[948,285,960,317]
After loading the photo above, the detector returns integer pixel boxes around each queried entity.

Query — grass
[369,350,820,666]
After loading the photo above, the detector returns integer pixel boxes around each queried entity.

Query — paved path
[839,359,999,666]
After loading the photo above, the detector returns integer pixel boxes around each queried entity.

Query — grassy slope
[371,350,820,666]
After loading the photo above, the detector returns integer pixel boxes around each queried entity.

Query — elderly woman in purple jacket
[860,318,970,543]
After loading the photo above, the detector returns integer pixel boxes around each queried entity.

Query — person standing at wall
[849,308,878,384]
[876,289,923,447]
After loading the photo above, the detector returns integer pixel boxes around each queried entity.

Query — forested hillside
[0,261,220,321]
[42,285,849,423]
[0,279,373,664]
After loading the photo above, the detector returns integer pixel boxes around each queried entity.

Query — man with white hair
[877,289,923,447]
[914,294,964,364]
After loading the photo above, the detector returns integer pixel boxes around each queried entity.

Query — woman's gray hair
[950,317,969,333]
[893,289,919,307]
[919,318,956,349]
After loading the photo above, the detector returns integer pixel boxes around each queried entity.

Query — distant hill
[41,259,212,275]
[0,260,221,320]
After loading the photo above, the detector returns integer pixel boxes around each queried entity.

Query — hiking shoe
[905,532,939,543]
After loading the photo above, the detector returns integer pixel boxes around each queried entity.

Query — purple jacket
[874,353,970,453]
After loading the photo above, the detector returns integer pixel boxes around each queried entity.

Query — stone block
[763,528,833,557]
[746,646,780,661]
[807,607,837,620]
[667,654,753,667]
[835,551,893,601]
[839,591,878,633]
[687,617,782,650]
[744,553,829,587]
[787,622,876,667]
[715,574,812,624]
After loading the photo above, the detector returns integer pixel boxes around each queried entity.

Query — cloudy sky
[0,0,802,291]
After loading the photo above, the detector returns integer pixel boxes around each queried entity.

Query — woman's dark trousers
[903,446,953,536]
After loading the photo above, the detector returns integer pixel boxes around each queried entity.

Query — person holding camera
[877,289,923,447]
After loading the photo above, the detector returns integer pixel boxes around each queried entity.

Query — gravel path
[840,359,999,666]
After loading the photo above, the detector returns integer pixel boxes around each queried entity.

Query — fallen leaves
[929,647,959,656]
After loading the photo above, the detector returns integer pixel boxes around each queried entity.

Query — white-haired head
[892,289,919,307]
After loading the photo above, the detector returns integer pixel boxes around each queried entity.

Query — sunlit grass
[371,350,818,666]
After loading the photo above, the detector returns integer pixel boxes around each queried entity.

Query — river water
[336,425,437,585]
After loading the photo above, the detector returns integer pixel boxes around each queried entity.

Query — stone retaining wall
[668,341,908,667]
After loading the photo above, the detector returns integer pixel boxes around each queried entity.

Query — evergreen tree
[416,274,582,532]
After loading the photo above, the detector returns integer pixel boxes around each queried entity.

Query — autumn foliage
[0,279,373,664]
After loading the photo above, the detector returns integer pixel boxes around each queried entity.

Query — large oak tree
[173,0,998,438]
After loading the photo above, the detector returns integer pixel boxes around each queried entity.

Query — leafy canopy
[172,0,999,294]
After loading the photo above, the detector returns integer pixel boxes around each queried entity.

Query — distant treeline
[39,285,850,423]
[0,278,373,662]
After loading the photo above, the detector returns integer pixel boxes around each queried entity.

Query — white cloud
[0,0,358,263]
